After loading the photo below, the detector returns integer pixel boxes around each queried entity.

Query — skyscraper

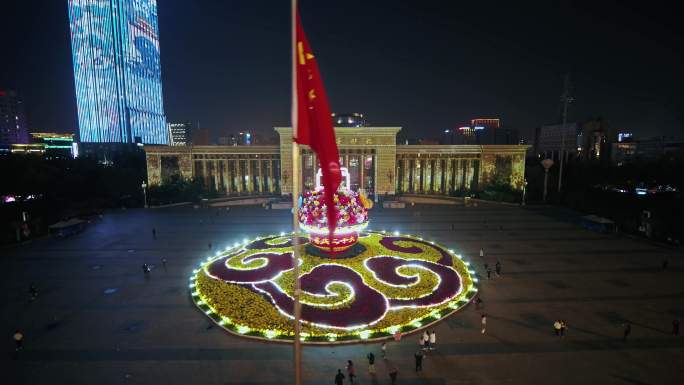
[68,0,168,144]
[0,90,29,145]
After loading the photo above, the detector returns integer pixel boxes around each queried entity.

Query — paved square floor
[3,203,683,384]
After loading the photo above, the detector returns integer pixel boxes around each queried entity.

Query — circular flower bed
[190,231,477,343]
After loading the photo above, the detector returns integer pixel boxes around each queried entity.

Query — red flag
[292,9,341,240]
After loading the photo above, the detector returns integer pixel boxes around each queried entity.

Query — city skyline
[1,1,682,141]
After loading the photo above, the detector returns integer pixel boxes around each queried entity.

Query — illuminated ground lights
[190,231,477,343]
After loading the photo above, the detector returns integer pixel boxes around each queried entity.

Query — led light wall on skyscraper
[68,0,168,144]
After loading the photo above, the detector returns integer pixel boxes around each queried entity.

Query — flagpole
[291,1,303,385]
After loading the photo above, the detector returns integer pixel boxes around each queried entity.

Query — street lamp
[141,181,148,208]
[541,159,554,203]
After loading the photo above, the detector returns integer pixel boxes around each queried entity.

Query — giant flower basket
[190,170,477,344]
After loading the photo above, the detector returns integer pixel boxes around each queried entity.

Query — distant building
[332,113,366,127]
[0,132,77,158]
[446,118,517,145]
[167,122,191,146]
[192,128,211,145]
[611,141,638,165]
[618,132,633,142]
[0,90,29,145]
[239,132,252,145]
[217,135,238,146]
[579,118,616,161]
[67,0,168,144]
[30,133,78,158]
[533,122,581,161]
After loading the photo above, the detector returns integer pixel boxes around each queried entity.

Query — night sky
[1,0,682,141]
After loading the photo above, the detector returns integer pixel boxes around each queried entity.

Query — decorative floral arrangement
[298,189,370,229]
[190,231,477,343]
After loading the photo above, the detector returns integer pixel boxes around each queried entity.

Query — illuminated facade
[68,0,168,144]
[145,127,528,197]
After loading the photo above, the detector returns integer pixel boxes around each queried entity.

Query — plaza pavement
[3,203,683,385]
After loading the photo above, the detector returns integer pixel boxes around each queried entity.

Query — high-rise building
[68,0,168,144]
[167,122,191,146]
[0,90,29,145]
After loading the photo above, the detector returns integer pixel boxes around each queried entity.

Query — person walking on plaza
[623,322,631,341]
[152,228,156,239]
[142,263,151,278]
[481,314,487,334]
[560,320,567,337]
[672,319,679,336]
[346,360,356,384]
[381,341,387,359]
[495,260,502,276]
[13,330,24,351]
[554,320,561,336]
[429,330,436,350]
[475,297,483,309]
[418,335,425,350]
[334,369,345,385]
[423,330,430,350]
[161,257,167,271]
[367,352,376,375]
[389,367,398,385]
[486,267,492,279]
[414,350,424,372]
[29,284,38,301]
[479,248,484,258]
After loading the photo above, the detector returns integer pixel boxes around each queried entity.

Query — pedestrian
[393,330,402,341]
[481,314,487,334]
[560,320,567,337]
[553,320,561,336]
[367,352,376,375]
[479,248,484,258]
[208,243,212,250]
[451,223,455,231]
[334,369,345,385]
[142,263,150,277]
[422,330,430,350]
[414,350,424,372]
[672,319,680,336]
[381,341,387,359]
[623,322,631,341]
[418,335,425,350]
[346,360,355,384]
[429,330,436,349]
[152,228,156,239]
[389,367,398,385]
[13,330,23,351]
[495,260,502,276]
[475,297,483,309]
[29,284,38,301]
[161,257,167,271]
[486,268,492,279]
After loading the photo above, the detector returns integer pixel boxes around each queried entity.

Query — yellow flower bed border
[189,231,478,344]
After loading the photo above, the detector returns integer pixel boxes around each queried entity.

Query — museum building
[144,127,527,197]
